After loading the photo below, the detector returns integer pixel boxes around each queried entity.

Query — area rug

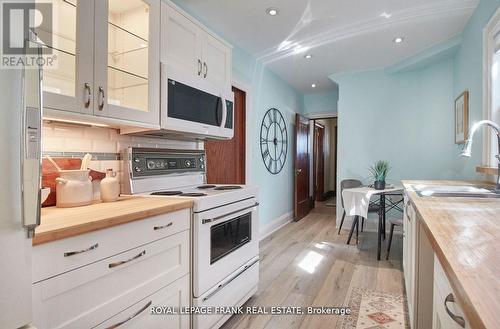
[338,287,409,329]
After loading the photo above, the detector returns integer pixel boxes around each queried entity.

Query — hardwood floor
[221,201,405,329]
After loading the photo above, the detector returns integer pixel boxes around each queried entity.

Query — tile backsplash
[43,121,201,153]
[42,121,203,192]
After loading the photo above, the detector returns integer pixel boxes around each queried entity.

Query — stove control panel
[127,148,206,178]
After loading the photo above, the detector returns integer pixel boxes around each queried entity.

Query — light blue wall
[333,58,457,188]
[303,91,338,115]
[332,58,457,223]
[453,0,500,177]
[232,46,305,227]
[333,0,500,221]
[171,0,305,227]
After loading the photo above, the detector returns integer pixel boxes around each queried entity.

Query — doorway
[205,86,246,184]
[312,118,337,206]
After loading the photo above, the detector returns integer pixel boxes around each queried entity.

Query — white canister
[55,170,93,208]
[100,169,120,202]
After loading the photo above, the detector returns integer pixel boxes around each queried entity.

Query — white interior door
[41,0,94,114]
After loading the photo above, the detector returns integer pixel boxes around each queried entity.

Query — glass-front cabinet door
[38,0,94,114]
[94,0,160,125]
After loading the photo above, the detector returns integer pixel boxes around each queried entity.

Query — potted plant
[369,160,390,190]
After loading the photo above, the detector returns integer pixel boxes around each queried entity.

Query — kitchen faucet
[460,120,500,192]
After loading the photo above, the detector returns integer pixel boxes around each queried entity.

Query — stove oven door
[193,197,259,297]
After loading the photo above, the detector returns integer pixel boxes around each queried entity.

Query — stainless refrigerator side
[0,46,42,328]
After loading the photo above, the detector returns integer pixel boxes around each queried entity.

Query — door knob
[296,169,302,174]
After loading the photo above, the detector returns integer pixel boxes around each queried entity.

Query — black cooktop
[150,191,206,197]
[181,192,207,197]
[197,185,217,189]
[214,185,242,191]
[150,191,183,196]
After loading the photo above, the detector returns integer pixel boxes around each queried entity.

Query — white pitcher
[55,170,93,208]
[100,169,120,202]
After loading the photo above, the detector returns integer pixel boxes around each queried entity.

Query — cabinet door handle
[405,201,411,221]
[98,86,105,111]
[153,222,173,230]
[104,300,152,329]
[108,250,146,268]
[197,59,202,76]
[64,243,98,257]
[444,293,466,328]
[84,83,91,108]
[203,62,208,78]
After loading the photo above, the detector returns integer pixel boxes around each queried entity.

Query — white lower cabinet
[94,274,190,329]
[433,255,470,329]
[402,193,437,329]
[33,215,190,329]
[403,196,417,326]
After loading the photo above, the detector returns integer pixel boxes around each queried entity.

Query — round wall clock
[260,108,288,174]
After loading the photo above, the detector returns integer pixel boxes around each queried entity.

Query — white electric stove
[122,147,259,329]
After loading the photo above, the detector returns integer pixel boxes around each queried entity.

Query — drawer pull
[444,293,466,328]
[105,300,152,329]
[153,222,173,230]
[63,243,98,257]
[108,250,146,269]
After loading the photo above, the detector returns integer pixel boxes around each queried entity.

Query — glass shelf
[39,0,77,98]
[107,0,150,113]
[107,65,148,112]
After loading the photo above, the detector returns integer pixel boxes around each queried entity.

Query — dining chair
[338,179,380,234]
[385,217,404,260]
[338,179,362,235]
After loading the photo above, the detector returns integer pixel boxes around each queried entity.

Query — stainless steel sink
[419,192,500,198]
[409,184,500,198]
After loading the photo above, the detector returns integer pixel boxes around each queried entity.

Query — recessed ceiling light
[393,37,404,44]
[380,12,392,18]
[304,54,313,59]
[311,83,316,88]
[266,7,278,16]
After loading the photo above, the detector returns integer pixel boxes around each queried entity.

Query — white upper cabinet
[203,33,231,91]
[162,4,203,85]
[39,0,94,114]
[94,0,160,125]
[162,2,232,95]
[40,0,231,128]
[41,0,160,127]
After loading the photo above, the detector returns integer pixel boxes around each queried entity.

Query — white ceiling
[176,0,479,93]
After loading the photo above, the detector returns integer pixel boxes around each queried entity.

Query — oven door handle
[202,202,259,224]
[202,258,259,302]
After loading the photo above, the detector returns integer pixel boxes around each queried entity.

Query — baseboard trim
[259,211,294,241]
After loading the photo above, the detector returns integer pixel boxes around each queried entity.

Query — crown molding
[257,0,478,64]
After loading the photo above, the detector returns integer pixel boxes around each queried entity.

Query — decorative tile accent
[42,121,202,154]
[338,288,408,329]
[43,152,121,160]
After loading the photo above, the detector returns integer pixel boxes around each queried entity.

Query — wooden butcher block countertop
[402,180,500,329]
[34,196,193,246]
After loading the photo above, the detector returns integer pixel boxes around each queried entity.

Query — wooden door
[205,87,246,184]
[294,114,310,221]
[314,124,325,201]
